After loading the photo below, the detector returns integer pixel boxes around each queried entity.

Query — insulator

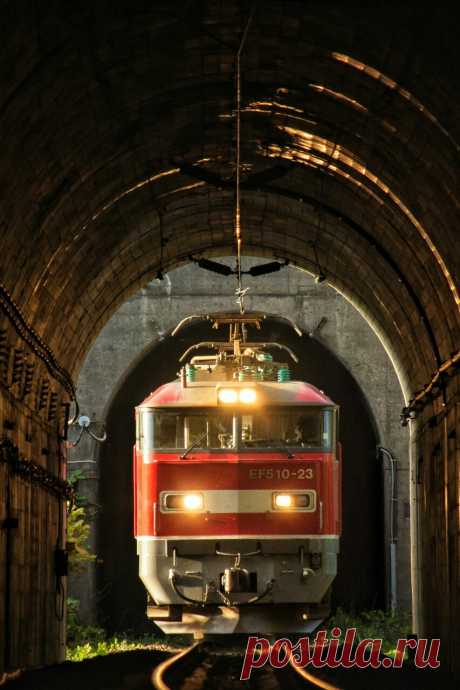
[48,392,58,421]
[0,330,10,384]
[238,367,257,381]
[0,329,7,360]
[23,362,35,396]
[277,366,291,382]
[11,349,24,384]
[185,364,196,382]
[38,379,50,410]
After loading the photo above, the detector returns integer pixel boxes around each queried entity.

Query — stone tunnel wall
[69,260,411,626]
[0,318,68,676]
[415,393,460,669]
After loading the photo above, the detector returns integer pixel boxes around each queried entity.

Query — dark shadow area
[98,318,383,632]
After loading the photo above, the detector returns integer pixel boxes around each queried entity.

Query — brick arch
[1,3,459,390]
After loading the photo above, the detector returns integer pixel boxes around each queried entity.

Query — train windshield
[240,407,333,450]
[141,407,333,451]
[143,410,236,450]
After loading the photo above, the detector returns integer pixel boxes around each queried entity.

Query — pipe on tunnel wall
[379,446,398,615]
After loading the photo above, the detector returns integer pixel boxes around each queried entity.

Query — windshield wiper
[180,432,208,459]
[270,441,295,458]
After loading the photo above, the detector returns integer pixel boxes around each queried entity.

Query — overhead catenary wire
[234,5,256,313]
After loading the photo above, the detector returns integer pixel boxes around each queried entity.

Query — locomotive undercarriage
[137,536,338,634]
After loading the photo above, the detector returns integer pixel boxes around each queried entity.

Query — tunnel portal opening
[98,317,383,632]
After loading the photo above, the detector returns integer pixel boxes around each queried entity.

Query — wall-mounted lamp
[67,415,107,447]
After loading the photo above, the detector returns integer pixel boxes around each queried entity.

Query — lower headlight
[164,493,204,511]
[274,493,293,508]
[273,493,311,510]
[183,494,203,510]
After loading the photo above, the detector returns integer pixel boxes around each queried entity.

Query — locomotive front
[133,313,341,635]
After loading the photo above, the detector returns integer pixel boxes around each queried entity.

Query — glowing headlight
[239,388,257,404]
[183,494,204,510]
[273,493,311,510]
[164,493,204,511]
[274,493,293,508]
[218,388,238,404]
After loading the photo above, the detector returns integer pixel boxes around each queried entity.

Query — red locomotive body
[134,313,341,635]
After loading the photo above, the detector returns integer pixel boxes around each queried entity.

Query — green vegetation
[67,597,105,644]
[66,468,98,572]
[67,633,162,662]
[327,608,412,657]
[66,505,97,572]
[66,470,103,659]
[66,598,172,661]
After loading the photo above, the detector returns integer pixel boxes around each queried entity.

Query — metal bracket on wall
[401,349,460,425]
[308,317,327,338]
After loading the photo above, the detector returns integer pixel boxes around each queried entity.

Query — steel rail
[151,642,201,690]
[288,654,342,690]
[152,641,343,690]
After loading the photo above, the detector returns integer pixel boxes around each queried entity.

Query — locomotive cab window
[138,406,335,452]
[240,407,334,450]
[140,409,236,450]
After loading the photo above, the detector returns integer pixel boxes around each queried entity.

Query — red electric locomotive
[134,312,341,635]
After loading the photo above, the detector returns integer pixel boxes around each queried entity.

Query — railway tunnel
[93,293,385,632]
[68,259,411,635]
[0,0,459,679]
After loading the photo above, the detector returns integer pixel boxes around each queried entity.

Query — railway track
[151,642,342,690]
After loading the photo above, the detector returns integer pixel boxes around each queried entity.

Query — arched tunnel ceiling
[1,1,459,394]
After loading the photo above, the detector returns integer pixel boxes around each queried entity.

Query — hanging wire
[156,210,165,280]
[234,5,256,313]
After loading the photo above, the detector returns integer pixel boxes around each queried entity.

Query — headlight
[273,493,312,510]
[217,387,257,403]
[183,494,203,510]
[164,493,204,511]
[218,388,238,404]
[274,493,293,508]
[239,388,257,403]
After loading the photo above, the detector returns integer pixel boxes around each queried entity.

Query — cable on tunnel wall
[0,282,77,404]
[401,350,460,424]
[0,438,75,501]
[0,438,75,631]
